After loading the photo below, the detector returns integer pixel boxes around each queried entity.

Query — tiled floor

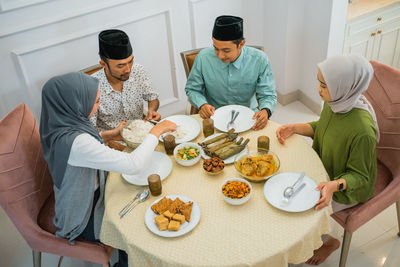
[0,101,399,267]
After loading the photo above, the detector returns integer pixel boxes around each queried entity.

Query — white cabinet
[343,3,400,69]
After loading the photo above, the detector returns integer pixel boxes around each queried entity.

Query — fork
[119,190,143,216]
[227,110,239,130]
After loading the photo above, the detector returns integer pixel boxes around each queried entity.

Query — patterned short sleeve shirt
[90,63,159,132]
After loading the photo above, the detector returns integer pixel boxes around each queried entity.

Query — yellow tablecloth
[100,115,332,267]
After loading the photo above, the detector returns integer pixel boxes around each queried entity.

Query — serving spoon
[120,189,150,219]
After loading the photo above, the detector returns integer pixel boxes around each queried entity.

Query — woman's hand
[101,121,127,143]
[276,124,295,144]
[315,181,337,210]
[149,120,177,138]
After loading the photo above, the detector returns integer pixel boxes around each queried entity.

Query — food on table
[152,197,194,232]
[199,129,249,160]
[122,120,154,143]
[203,157,224,173]
[257,136,270,152]
[167,220,181,231]
[163,210,174,220]
[180,202,193,222]
[236,154,277,177]
[176,146,200,160]
[222,180,251,199]
[155,215,169,231]
[172,214,185,224]
[163,125,188,140]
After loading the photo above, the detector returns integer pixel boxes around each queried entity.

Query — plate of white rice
[159,115,201,143]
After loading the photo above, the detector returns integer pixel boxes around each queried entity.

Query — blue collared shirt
[185,46,277,113]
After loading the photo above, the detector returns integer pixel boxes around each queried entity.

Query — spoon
[119,190,144,216]
[283,172,305,199]
[280,183,306,206]
[120,189,150,219]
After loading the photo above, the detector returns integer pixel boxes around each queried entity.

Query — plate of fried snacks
[212,105,256,133]
[199,130,248,164]
[159,115,201,143]
[145,195,201,237]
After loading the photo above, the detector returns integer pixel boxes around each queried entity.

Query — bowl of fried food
[221,178,252,205]
[173,142,202,167]
[120,120,154,149]
[203,157,224,175]
[234,150,280,183]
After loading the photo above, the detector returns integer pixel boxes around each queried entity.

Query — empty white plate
[263,172,320,212]
[211,105,256,133]
[122,151,172,186]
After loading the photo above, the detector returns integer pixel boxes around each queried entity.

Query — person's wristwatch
[336,179,344,192]
[262,108,272,119]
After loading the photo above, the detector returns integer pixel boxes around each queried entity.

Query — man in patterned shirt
[90,29,161,132]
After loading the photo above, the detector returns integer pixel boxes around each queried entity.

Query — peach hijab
[318,55,380,141]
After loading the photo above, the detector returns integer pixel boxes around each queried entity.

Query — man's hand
[315,181,336,210]
[252,109,269,130]
[199,104,215,119]
[145,110,161,121]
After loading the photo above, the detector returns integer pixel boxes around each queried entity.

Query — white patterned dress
[90,64,159,132]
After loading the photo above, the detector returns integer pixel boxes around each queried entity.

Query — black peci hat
[99,29,132,60]
[212,15,243,41]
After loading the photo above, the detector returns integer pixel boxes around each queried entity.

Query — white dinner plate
[211,105,256,133]
[145,195,201,237]
[159,115,201,143]
[263,172,320,212]
[122,151,172,186]
[199,133,248,164]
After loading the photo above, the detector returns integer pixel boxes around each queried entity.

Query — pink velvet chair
[0,104,113,267]
[331,61,400,267]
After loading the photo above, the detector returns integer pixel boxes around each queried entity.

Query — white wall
[0,0,348,120]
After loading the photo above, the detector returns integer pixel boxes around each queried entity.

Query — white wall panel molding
[0,0,50,12]
[188,0,206,48]
[11,8,180,115]
[0,0,138,38]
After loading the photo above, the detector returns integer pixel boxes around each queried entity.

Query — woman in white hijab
[276,55,378,265]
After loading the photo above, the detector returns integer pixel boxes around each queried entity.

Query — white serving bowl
[221,178,252,205]
[173,142,202,167]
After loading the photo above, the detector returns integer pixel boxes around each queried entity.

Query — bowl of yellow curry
[234,150,280,182]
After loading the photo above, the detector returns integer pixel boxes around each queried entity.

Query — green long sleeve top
[309,103,377,204]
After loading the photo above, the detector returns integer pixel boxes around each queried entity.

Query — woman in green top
[276,55,379,265]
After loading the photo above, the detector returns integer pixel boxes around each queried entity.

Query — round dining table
[100,115,332,267]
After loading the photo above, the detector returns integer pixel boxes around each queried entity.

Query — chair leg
[339,230,352,267]
[396,200,400,237]
[32,250,41,267]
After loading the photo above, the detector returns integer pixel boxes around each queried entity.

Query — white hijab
[318,55,380,141]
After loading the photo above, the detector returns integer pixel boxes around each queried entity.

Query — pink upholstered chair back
[364,61,400,178]
[0,103,54,247]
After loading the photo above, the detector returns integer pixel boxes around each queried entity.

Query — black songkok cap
[99,29,132,60]
[212,15,243,41]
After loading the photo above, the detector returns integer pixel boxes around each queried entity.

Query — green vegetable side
[177,147,200,160]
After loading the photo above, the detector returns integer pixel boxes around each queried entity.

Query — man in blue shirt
[185,15,277,130]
